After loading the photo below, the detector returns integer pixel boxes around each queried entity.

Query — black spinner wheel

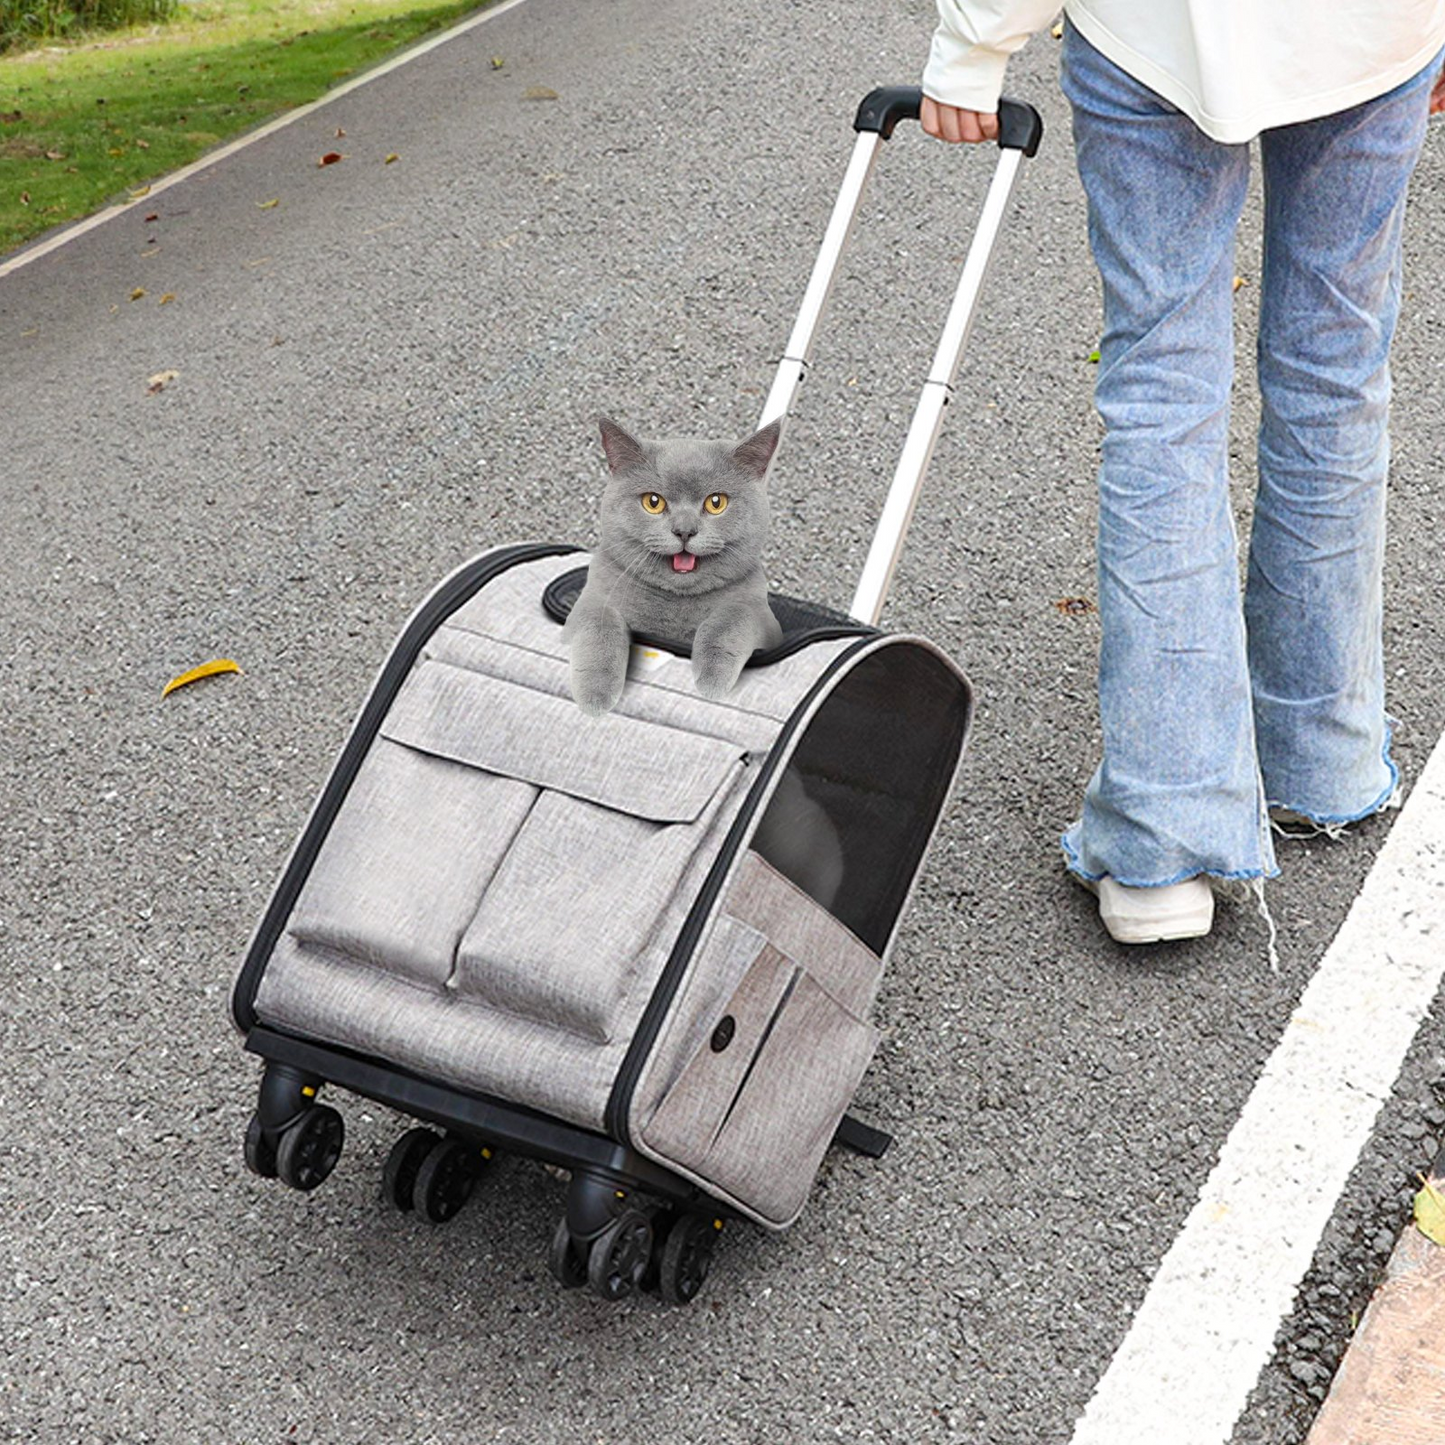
[381,1127,440,1212]
[657,1213,720,1306]
[547,1217,589,1290]
[274,1104,345,1192]
[586,1209,654,1303]
[412,1137,486,1224]
[243,1113,278,1179]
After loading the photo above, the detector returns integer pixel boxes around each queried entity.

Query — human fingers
[955,109,999,143]
[1430,61,1445,114]
[921,95,942,138]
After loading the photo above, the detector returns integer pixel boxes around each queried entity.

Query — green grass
[0,0,491,253]
[2,0,179,54]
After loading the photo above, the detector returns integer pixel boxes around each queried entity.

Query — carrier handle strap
[758,85,1043,627]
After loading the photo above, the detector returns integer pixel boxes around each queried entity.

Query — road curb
[1306,1148,1445,1445]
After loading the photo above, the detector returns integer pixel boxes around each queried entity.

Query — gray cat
[564,416,785,716]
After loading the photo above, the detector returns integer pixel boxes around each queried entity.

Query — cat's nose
[672,521,698,542]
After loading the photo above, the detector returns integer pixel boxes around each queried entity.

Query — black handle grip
[853,84,1043,157]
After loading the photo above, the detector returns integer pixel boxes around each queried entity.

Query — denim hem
[1060,831,1281,889]
[1264,720,1401,827]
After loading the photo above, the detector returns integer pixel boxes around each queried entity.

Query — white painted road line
[0,0,533,282]
[1069,731,1445,1445]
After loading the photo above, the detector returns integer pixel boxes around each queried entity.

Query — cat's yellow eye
[704,493,728,515]
[640,493,666,514]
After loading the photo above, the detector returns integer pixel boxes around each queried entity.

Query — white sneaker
[1088,875,1214,945]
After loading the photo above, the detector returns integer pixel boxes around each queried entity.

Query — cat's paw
[692,653,744,700]
[571,669,625,716]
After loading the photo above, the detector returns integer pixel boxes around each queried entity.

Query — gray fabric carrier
[251,547,972,1229]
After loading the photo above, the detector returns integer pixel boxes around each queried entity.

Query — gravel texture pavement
[2,3,1444,1442]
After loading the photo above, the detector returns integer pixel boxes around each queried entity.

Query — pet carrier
[232,86,1042,1304]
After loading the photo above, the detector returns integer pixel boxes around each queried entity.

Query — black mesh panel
[751,644,971,955]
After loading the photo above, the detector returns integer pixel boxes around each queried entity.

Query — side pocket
[288,737,537,990]
[645,941,879,1227]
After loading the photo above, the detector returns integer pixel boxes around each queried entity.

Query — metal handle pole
[848,146,1025,625]
[760,131,882,430]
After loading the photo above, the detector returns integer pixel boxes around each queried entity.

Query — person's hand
[920,95,999,143]
[1431,58,1445,115]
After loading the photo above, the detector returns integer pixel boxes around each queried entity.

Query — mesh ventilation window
[751,644,971,955]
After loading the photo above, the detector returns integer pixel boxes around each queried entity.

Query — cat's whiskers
[596,541,655,611]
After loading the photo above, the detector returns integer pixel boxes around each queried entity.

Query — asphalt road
[2,2,1444,1442]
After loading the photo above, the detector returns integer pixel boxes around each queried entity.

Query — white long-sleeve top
[924,0,1445,143]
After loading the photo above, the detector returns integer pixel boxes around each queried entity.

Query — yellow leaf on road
[1414,1176,1445,1246]
[163,658,242,697]
[384,153,399,164]
[257,198,280,209]
[147,369,179,394]
[130,287,146,301]
[522,86,559,101]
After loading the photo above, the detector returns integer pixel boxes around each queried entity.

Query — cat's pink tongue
[672,552,696,573]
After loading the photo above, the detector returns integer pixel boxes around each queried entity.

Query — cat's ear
[597,416,647,474]
[731,418,783,480]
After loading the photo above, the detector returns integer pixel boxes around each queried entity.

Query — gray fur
[565,416,785,715]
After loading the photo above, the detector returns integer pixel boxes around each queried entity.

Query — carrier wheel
[657,1213,720,1306]
[547,1217,589,1290]
[275,1104,344,1192]
[243,1113,278,1179]
[586,1208,653,1302]
[381,1127,440,1211]
[412,1137,485,1224]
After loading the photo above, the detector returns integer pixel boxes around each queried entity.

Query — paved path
[3,3,1444,1442]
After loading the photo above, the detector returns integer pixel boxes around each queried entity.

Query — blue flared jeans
[1058,22,1438,887]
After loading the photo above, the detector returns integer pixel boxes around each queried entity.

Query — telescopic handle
[853,84,1043,155]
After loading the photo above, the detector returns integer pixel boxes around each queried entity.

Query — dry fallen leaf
[1414,1176,1445,1246]
[490,55,504,69]
[1054,597,1097,617]
[522,86,559,101]
[45,149,65,161]
[1233,275,1247,292]
[384,152,399,164]
[257,198,280,209]
[318,152,344,166]
[159,293,175,305]
[19,191,30,206]
[144,211,159,222]
[131,185,150,199]
[1051,21,1063,37]
[147,369,179,394]
[136,138,149,150]
[163,658,241,697]
[130,287,147,301]
[335,126,346,138]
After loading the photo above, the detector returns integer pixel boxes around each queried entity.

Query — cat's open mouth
[671,551,697,573]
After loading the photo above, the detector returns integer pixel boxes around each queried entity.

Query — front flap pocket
[645,942,879,1226]
[383,659,741,823]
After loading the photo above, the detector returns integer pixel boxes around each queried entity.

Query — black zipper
[231,542,578,1033]
[603,633,877,1144]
